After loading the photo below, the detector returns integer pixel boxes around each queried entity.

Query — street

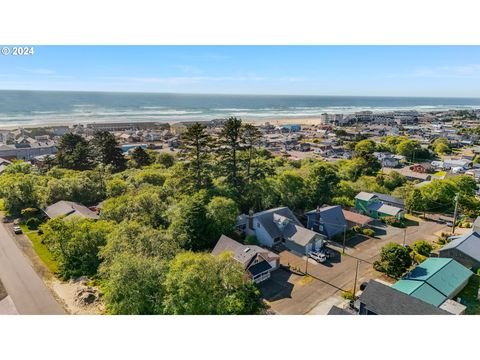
[259,219,449,314]
[0,220,65,315]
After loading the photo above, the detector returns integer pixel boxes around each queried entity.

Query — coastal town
[1,107,480,315]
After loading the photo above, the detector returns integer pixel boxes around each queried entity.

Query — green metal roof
[392,280,447,307]
[392,279,422,294]
[393,258,473,307]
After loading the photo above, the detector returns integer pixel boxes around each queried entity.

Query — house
[211,235,279,283]
[382,166,432,182]
[358,280,449,315]
[443,158,471,170]
[354,192,404,220]
[305,205,347,239]
[392,258,472,313]
[409,162,432,173]
[0,157,11,174]
[439,218,480,269]
[342,210,374,230]
[44,201,100,220]
[241,207,326,255]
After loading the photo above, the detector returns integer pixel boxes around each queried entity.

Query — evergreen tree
[130,146,152,168]
[242,123,262,181]
[180,122,213,190]
[218,117,244,190]
[56,133,93,170]
[91,130,127,172]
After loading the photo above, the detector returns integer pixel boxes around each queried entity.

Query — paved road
[0,222,65,314]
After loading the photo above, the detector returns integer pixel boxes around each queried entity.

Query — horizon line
[0,88,479,100]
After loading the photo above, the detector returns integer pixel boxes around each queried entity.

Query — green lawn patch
[19,224,59,274]
[434,171,447,177]
[457,274,480,315]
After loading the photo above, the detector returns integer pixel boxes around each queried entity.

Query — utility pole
[403,227,407,246]
[452,193,459,234]
[342,224,347,254]
[305,254,309,275]
[352,259,360,297]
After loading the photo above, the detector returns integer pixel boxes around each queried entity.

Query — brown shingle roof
[342,210,373,226]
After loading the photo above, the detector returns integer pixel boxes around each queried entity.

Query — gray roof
[355,192,376,201]
[368,202,403,216]
[373,192,405,207]
[327,306,353,315]
[440,231,480,262]
[254,207,303,240]
[305,205,346,238]
[211,235,278,266]
[359,280,449,315]
[283,223,319,246]
[44,201,99,220]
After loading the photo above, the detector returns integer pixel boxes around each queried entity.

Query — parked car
[445,221,454,227]
[13,225,22,234]
[318,248,332,259]
[309,252,327,263]
[2,217,11,223]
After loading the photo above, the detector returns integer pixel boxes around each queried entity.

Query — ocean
[1,90,480,127]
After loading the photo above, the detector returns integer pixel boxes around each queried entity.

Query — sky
[1,46,480,97]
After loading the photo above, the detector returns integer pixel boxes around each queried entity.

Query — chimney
[248,210,254,230]
[315,205,321,232]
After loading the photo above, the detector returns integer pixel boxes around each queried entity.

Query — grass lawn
[19,224,59,274]
[434,171,447,177]
[457,274,480,315]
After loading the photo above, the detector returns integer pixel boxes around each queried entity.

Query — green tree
[373,242,412,278]
[306,162,340,207]
[180,122,213,191]
[433,137,451,155]
[56,133,93,171]
[411,240,433,257]
[162,252,263,315]
[41,217,112,279]
[106,178,130,198]
[156,152,175,168]
[242,123,262,181]
[168,190,210,251]
[406,188,425,214]
[218,117,244,190]
[100,252,166,315]
[396,139,422,161]
[206,196,239,242]
[354,139,376,157]
[273,170,308,212]
[100,220,179,265]
[91,130,127,172]
[130,146,153,168]
[0,173,42,214]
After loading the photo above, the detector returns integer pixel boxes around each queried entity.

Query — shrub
[383,216,405,228]
[412,240,433,257]
[352,225,361,233]
[341,290,355,300]
[362,228,375,237]
[21,207,39,217]
[26,217,40,230]
[373,242,412,278]
[245,235,258,245]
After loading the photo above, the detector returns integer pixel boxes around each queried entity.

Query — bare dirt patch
[49,277,104,315]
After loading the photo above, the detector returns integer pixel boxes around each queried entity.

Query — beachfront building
[0,140,57,161]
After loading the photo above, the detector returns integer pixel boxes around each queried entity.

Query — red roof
[342,210,373,226]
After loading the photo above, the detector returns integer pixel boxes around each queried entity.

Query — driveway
[0,219,65,315]
[259,219,448,315]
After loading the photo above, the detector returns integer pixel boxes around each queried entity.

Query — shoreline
[0,116,328,130]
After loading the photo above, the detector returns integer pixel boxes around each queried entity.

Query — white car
[13,226,22,234]
[309,252,327,263]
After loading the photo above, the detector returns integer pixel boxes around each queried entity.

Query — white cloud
[387,64,480,79]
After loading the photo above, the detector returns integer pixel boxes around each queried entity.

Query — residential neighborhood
[2,109,480,316]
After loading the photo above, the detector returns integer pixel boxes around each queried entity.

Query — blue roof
[305,205,346,238]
